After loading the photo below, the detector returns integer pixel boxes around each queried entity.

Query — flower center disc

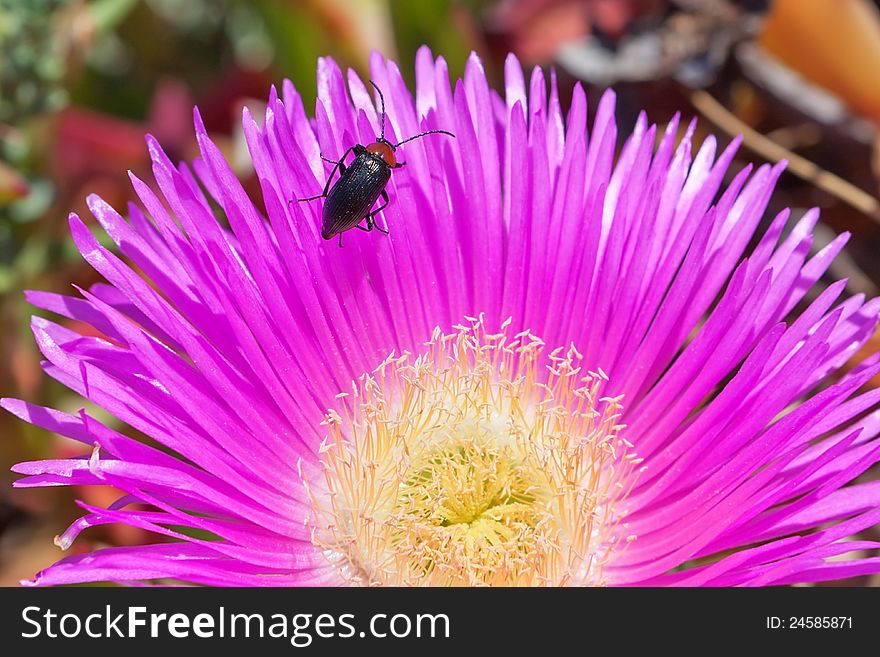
[394,434,550,582]
[306,318,640,586]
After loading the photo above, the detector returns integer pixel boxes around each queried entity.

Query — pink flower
[6,48,880,586]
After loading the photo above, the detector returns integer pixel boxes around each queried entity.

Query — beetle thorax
[366,141,396,167]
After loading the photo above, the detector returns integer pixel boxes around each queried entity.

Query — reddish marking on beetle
[366,141,396,167]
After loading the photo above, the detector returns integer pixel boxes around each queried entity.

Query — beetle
[293,81,454,247]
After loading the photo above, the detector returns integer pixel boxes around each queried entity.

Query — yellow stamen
[306,317,641,586]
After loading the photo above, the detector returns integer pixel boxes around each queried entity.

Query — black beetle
[293,81,454,247]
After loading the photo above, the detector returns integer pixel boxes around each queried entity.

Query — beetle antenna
[370,80,386,140]
[393,129,456,149]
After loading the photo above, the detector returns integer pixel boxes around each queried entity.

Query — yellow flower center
[306,318,642,586]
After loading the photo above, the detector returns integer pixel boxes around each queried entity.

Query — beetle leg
[392,161,406,169]
[351,190,392,235]
[295,146,356,202]
[366,215,389,235]
[373,190,390,214]
[314,150,351,197]
[354,217,385,234]
[368,191,390,234]
[338,233,343,248]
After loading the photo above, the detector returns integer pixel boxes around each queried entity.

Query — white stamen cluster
[306,317,641,586]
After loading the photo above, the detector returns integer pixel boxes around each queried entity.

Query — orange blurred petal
[760,0,880,123]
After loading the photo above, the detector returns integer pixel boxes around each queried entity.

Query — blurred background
[2,0,880,586]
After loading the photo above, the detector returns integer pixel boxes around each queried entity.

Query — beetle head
[366,138,397,167]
